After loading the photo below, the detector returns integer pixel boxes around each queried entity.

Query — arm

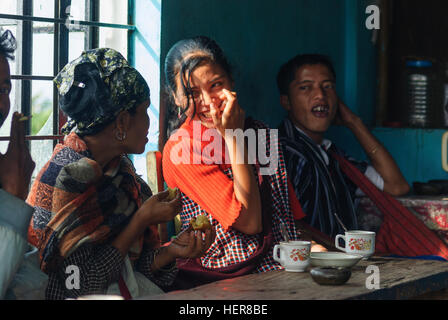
[111,189,182,257]
[0,190,33,298]
[136,227,215,288]
[0,112,35,297]
[223,133,262,234]
[116,190,214,284]
[336,101,410,196]
[210,89,262,235]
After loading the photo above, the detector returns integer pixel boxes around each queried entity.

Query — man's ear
[280,94,291,111]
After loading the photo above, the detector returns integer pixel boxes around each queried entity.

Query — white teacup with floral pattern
[273,241,311,272]
[335,230,375,259]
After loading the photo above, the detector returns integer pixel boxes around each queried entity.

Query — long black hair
[164,36,233,137]
[0,29,17,61]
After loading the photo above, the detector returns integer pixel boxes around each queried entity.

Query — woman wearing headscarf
[27,48,214,300]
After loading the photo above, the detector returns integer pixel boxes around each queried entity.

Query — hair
[276,54,336,96]
[163,36,233,137]
[0,29,17,61]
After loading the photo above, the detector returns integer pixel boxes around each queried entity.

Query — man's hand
[333,99,360,128]
[0,112,35,200]
[334,99,410,196]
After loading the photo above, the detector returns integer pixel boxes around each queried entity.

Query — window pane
[68,0,87,21]
[33,0,55,18]
[0,0,19,15]
[99,27,127,59]
[30,131,54,184]
[31,80,53,135]
[30,79,54,184]
[0,78,20,153]
[98,0,128,25]
[69,28,87,61]
[32,22,54,76]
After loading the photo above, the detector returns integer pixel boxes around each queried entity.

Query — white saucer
[310,252,363,268]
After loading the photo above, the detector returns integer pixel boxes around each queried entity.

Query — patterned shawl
[278,117,367,238]
[27,132,159,273]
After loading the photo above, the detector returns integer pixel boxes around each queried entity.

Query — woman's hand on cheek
[217,89,245,132]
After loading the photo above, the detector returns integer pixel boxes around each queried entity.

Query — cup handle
[273,244,282,263]
[442,131,448,172]
[335,234,346,252]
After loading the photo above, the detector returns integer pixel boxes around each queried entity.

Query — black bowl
[413,182,442,196]
[428,180,448,194]
[310,267,352,286]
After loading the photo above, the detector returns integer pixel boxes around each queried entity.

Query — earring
[177,107,181,119]
[115,131,127,141]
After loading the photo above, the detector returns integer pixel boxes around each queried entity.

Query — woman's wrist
[151,245,177,272]
[133,206,152,228]
[224,135,249,164]
[112,214,146,256]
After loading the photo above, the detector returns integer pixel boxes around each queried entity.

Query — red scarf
[332,151,448,260]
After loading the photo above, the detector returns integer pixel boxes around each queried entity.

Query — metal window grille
[0,0,135,146]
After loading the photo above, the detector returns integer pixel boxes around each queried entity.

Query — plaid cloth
[27,132,159,273]
[45,244,177,300]
[165,118,301,273]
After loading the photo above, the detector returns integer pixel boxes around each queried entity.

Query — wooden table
[142,257,448,300]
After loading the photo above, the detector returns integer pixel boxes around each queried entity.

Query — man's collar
[292,124,332,151]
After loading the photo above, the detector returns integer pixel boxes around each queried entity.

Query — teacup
[335,230,375,259]
[273,241,311,272]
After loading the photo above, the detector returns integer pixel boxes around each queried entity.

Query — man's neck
[292,122,324,145]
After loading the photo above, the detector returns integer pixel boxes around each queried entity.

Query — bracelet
[369,145,380,155]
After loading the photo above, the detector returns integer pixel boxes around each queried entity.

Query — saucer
[310,252,363,268]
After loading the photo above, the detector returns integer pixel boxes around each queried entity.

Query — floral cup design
[348,238,372,251]
[273,241,311,272]
[335,230,376,259]
[290,248,310,261]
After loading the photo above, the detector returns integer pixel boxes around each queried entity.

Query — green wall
[161,0,448,185]
[161,0,349,127]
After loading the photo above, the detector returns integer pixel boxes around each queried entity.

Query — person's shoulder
[245,117,270,130]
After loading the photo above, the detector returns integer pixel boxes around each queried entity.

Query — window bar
[128,0,135,67]
[89,0,99,49]
[21,0,32,137]
[53,0,61,147]
[11,75,54,80]
[0,135,64,141]
[57,0,71,142]
[0,13,136,30]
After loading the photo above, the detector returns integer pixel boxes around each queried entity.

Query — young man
[0,29,44,299]
[277,54,448,259]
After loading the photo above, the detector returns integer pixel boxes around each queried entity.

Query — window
[0,0,135,182]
